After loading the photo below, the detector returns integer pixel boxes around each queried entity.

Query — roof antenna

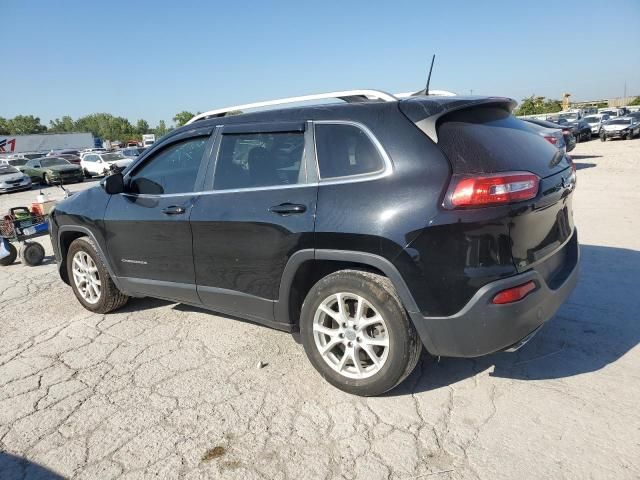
[413,54,436,96]
[425,54,435,96]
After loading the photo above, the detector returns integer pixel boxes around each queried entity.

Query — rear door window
[314,123,385,179]
[214,132,305,190]
[128,137,207,195]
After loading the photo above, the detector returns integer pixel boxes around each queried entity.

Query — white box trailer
[0,133,94,154]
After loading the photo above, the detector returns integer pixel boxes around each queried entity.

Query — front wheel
[84,169,92,179]
[300,270,422,396]
[67,237,129,313]
[600,134,607,142]
[43,173,51,185]
[626,132,633,140]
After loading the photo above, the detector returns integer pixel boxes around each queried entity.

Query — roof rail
[394,90,457,98]
[185,89,397,125]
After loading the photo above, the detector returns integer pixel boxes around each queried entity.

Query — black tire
[300,269,422,396]
[84,169,92,179]
[19,242,45,266]
[626,132,633,140]
[600,134,606,142]
[66,236,129,313]
[43,173,50,185]
[0,242,18,266]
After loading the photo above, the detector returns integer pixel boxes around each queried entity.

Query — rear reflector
[492,281,537,304]
[446,171,540,208]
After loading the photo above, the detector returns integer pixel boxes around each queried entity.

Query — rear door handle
[269,203,307,215]
[161,205,186,215]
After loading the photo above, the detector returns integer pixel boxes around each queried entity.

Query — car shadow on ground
[0,452,64,479]
[574,162,596,171]
[391,244,640,396]
[570,154,602,160]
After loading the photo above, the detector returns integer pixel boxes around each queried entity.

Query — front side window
[128,137,207,195]
[214,132,304,190]
[314,123,385,179]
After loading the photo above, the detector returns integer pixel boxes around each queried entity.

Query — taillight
[544,135,557,145]
[492,281,537,304]
[445,172,540,209]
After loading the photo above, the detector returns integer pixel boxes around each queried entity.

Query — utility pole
[624,81,627,104]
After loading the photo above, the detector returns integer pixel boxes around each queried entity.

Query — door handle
[269,203,307,215]
[161,205,186,215]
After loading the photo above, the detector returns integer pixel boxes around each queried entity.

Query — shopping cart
[0,207,49,266]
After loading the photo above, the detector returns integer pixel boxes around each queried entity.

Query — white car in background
[80,152,133,177]
[600,117,640,141]
[583,114,611,136]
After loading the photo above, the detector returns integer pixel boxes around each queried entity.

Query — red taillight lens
[492,281,537,304]
[446,172,540,209]
[544,135,557,145]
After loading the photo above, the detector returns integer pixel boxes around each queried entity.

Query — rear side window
[129,137,207,195]
[314,123,385,179]
[214,132,304,190]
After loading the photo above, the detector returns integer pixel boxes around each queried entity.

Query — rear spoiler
[399,96,517,143]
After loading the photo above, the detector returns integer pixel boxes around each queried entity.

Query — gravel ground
[0,139,639,480]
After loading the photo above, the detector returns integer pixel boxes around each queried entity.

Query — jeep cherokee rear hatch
[400,96,577,278]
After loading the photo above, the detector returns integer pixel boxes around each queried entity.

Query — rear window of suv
[314,123,384,179]
[214,132,304,190]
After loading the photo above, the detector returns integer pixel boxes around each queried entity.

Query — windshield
[583,116,600,123]
[0,165,20,175]
[8,159,28,166]
[102,153,126,162]
[41,158,71,167]
[24,153,45,160]
[558,113,578,121]
[608,119,631,126]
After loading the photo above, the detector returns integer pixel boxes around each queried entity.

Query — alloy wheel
[313,292,389,379]
[71,251,101,304]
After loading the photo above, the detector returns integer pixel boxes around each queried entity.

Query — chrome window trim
[121,121,393,199]
[312,120,393,185]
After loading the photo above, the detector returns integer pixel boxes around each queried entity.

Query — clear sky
[2,0,639,127]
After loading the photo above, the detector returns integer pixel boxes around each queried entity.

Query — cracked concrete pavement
[0,139,639,479]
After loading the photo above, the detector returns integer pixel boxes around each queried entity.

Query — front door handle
[161,205,186,215]
[269,203,307,215]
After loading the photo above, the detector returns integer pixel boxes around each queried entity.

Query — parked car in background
[522,118,572,152]
[1,152,47,161]
[79,148,107,160]
[142,134,156,148]
[0,158,29,170]
[0,164,32,193]
[49,91,579,396]
[600,117,640,141]
[120,147,145,159]
[556,119,591,142]
[48,149,80,156]
[81,152,133,177]
[56,154,82,165]
[22,157,84,185]
[598,109,620,118]
[583,114,610,136]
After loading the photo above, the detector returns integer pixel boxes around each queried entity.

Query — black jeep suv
[50,93,579,396]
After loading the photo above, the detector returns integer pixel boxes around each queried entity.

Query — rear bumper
[411,239,580,357]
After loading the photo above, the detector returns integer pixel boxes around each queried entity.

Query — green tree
[8,115,47,134]
[173,111,195,127]
[629,97,640,106]
[49,116,75,132]
[154,120,168,137]
[74,113,136,141]
[0,117,9,135]
[516,96,562,116]
[136,119,150,135]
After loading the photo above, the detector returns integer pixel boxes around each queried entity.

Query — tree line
[0,110,200,140]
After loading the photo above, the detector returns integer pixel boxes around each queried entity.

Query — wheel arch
[276,249,421,328]
[57,226,121,289]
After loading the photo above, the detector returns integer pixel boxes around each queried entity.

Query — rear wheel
[300,270,422,396]
[19,242,45,266]
[84,169,92,178]
[67,237,129,313]
[0,242,18,266]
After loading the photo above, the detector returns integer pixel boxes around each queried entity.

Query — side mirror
[103,172,124,194]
